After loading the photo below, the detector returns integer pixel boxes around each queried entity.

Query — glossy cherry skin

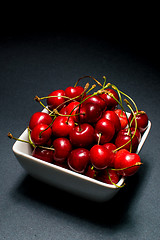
[102,110,121,132]
[52,116,75,137]
[84,165,96,179]
[114,149,141,176]
[32,147,53,163]
[103,142,117,167]
[65,86,85,102]
[65,101,80,122]
[90,145,111,170]
[96,169,119,184]
[129,110,148,133]
[115,128,139,153]
[82,94,106,111]
[100,89,119,109]
[78,103,102,124]
[94,118,115,144]
[47,89,66,110]
[69,123,94,148]
[31,123,52,146]
[130,127,141,143]
[67,148,90,173]
[114,109,128,129]
[52,137,72,163]
[29,112,53,130]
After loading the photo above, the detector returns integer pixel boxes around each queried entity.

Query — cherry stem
[97,133,102,145]
[118,90,139,113]
[74,75,102,87]
[110,162,143,171]
[8,130,55,151]
[106,169,126,188]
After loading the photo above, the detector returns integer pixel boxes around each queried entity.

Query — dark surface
[1,23,160,239]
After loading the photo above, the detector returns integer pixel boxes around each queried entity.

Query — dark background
[1,10,160,240]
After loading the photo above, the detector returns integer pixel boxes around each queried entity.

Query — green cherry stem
[110,162,143,172]
[106,169,126,188]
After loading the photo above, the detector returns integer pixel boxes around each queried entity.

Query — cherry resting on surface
[69,123,94,148]
[52,116,75,137]
[90,145,111,170]
[47,89,66,110]
[115,128,139,153]
[78,102,102,124]
[32,148,53,163]
[102,110,121,132]
[114,149,141,176]
[96,169,119,184]
[94,118,115,144]
[31,123,52,146]
[53,137,72,163]
[29,112,53,130]
[100,88,119,109]
[67,148,90,173]
[129,110,148,133]
[65,86,85,102]
[114,109,128,129]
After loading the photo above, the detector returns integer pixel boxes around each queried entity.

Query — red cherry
[114,149,141,176]
[103,142,117,167]
[47,89,66,110]
[114,109,128,129]
[129,110,148,133]
[32,147,53,163]
[94,118,115,144]
[130,127,141,143]
[85,165,96,179]
[52,116,75,137]
[100,89,119,109]
[102,110,121,132]
[67,148,90,173]
[53,138,72,163]
[82,94,106,111]
[78,103,102,124]
[31,123,52,146]
[115,128,139,153]
[96,169,119,184]
[90,145,111,170]
[29,112,53,130]
[65,86,85,102]
[69,123,94,148]
[65,101,80,122]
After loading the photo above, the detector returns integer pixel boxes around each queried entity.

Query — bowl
[12,112,151,202]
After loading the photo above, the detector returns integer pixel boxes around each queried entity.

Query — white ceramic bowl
[12,113,151,202]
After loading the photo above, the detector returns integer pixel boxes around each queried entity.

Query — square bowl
[12,113,151,202]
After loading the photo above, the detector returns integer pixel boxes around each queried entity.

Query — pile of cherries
[9,76,149,187]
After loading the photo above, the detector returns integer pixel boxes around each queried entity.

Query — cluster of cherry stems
[8,76,149,187]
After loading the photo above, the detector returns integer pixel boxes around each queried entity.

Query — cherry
[67,148,90,173]
[52,116,75,138]
[129,110,148,133]
[65,101,80,122]
[31,123,52,146]
[52,137,72,163]
[29,112,53,130]
[114,149,141,176]
[47,89,66,110]
[130,127,141,143]
[96,169,119,184]
[90,145,111,170]
[100,88,119,109]
[103,142,117,167]
[115,128,139,153]
[65,86,85,102]
[78,102,102,124]
[102,110,121,132]
[32,147,53,163]
[82,94,106,111]
[94,118,115,144]
[114,109,128,129]
[69,123,94,148]
[85,165,96,179]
